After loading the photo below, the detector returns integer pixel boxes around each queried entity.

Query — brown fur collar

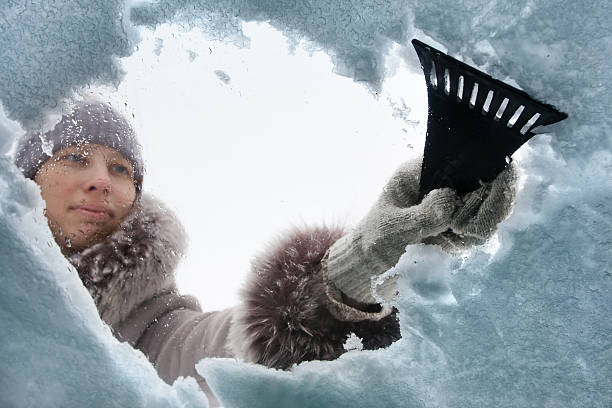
[69,194,186,327]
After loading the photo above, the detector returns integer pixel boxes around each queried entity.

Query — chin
[69,227,112,250]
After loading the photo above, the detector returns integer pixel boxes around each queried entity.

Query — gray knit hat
[15,103,144,192]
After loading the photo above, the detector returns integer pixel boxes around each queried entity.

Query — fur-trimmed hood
[69,194,187,327]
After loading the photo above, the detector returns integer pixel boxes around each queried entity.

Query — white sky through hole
[108,22,428,310]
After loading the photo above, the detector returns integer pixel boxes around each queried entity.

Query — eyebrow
[58,147,131,165]
[106,154,130,163]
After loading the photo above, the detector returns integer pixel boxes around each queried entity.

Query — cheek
[35,171,77,241]
[114,183,136,218]
[39,177,68,217]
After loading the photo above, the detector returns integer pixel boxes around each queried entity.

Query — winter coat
[70,194,401,405]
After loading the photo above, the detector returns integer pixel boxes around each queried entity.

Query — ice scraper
[411,39,568,199]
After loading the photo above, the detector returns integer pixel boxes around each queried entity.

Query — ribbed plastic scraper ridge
[412,39,568,198]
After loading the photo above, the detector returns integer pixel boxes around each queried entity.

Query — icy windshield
[1,1,610,407]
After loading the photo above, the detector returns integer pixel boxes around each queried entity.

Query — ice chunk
[38,133,54,156]
[214,70,231,84]
[153,38,164,56]
[343,333,364,352]
[188,50,199,62]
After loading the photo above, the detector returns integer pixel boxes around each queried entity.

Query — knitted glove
[325,159,459,304]
[423,162,518,251]
[325,159,517,305]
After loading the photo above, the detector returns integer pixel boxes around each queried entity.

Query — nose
[84,164,111,195]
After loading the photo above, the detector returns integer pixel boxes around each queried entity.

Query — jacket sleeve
[228,225,401,369]
[118,226,400,391]
[115,291,235,406]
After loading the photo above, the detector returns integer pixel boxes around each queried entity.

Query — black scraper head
[412,39,568,198]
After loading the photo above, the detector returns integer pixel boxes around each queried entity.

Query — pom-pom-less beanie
[14,103,144,192]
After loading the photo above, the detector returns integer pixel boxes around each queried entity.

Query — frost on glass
[1,1,611,408]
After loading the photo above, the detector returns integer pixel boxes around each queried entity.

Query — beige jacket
[70,194,400,405]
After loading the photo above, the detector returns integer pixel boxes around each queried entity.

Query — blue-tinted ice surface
[1,1,611,408]
[0,0,136,125]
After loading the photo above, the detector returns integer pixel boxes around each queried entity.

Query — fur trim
[69,193,187,327]
[69,199,400,367]
[229,226,402,369]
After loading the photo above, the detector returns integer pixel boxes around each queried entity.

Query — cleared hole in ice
[482,90,494,114]
[457,75,464,101]
[520,112,541,134]
[507,105,525,127]
[469,82,479,109]
[495,98,509,121]
[429,61,438,88]
[444,68,450,95]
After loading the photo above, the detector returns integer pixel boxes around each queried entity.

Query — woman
[15,102,516,405]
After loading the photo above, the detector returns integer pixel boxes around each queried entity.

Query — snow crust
[1,0,611,407]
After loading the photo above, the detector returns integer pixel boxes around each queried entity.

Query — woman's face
[34,143,137,252]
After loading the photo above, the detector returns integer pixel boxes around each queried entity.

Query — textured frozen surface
[0,0,136,125]
[1,1,611,408]
[129,0,411,89]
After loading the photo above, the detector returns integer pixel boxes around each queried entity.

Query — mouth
[72,205,112,222]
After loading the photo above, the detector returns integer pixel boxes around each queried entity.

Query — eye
[60,153,86,164]
[110,163,132,177]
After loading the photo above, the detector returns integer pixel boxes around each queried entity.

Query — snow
[1,1,611,407]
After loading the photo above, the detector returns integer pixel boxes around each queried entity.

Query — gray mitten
[451,162,517,239]
[326,159,518,306]
[325,159,459,304]
[424,162,518,251]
